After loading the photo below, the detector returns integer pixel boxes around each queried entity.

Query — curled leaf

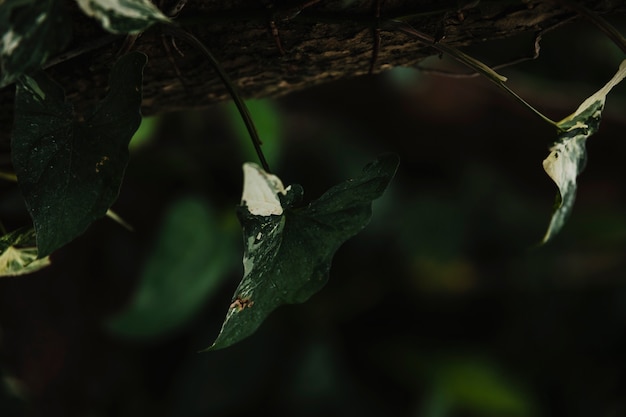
[542,60,626,243]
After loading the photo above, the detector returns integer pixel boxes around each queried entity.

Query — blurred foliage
[106,197,237,340]
[224,98,284,168]
[1,15,626,417]
[129,115,160,151]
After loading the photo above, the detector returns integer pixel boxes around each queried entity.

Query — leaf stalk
[163,24,272,173]
[382,20,559,128]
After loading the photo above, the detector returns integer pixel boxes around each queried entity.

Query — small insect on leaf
[0,228,51,277]
[542,59,626,243]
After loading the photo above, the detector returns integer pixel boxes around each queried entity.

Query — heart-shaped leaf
[207,154,399,350]
[542,59,626,243]
[0,0,71,87]
[11,51,147,257]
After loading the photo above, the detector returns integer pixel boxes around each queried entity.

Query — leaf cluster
[1,0,625,351]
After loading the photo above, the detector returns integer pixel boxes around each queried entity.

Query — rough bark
[0,0,624,144]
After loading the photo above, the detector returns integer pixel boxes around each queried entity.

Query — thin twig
[382,19,559,128]
[416,16,576,78]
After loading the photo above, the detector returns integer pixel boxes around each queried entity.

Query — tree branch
[0,0,624,145]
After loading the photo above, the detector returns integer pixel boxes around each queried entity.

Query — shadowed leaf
[11,51,147,257]
[0,0,71,87]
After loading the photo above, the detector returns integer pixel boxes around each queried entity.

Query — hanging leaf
[106,197,236,340]
[11,51,147,257]
[0,228,51,277]
[207,154,399,350]
[0,0,71,87]
[75,0,170,34]
[542,60,626,243]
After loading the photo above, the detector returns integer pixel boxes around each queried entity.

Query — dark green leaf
[0,0,71,87]
[542,60,626,243]
[0,228,51,277]
[207,154,399,350]
[11,51,147,257]
[106,197,236,340]
[76,0,170,34]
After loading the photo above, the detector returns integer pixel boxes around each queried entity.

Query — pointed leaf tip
[206,154,399,350]
[561,59,626,125]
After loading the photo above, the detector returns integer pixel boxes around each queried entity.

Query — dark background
[1,17,626,417]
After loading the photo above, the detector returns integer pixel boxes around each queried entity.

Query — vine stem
[162,24,272,173]
[382,20,559,129]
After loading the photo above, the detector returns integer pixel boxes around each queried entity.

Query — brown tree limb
[0,0,624,145]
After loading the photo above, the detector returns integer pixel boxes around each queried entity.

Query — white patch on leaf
[241,220,282,280]
[0,246,50,277]
[542,59,626,243]
[75,0,169,33]
[1,13,46,56]
[542,135,586,189]
[560,60,626,125]
[241,163,286,216]
[1,30,22,56]
[541,134,586,242]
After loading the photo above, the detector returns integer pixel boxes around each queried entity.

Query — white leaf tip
[241,163,285,216]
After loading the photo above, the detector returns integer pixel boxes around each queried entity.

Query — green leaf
[0,228,51,277]
[207,154,399,350]
[106,197,236,340]
[542,59,626,243]
[76,0,170,34]
[11,51,147,257]
[0,0,72,87]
